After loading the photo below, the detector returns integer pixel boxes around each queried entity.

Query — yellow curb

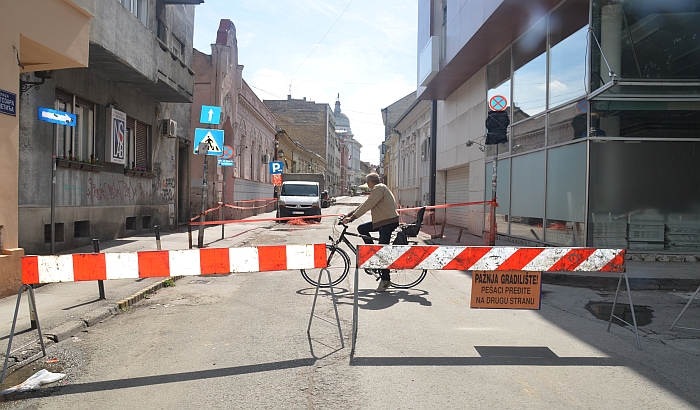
[117,276,183,310]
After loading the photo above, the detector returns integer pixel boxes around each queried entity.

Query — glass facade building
[483,0,699,250]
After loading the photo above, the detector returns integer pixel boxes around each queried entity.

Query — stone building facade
[189,19,275,221]
[264,97,341,196]
[17,0,200,256]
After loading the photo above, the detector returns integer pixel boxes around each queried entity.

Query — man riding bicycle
[341,172,398,293]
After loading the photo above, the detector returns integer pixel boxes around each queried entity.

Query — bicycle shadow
[352,288,432,310]
[296,287,432,310]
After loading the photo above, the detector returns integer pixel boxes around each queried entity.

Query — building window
[125,117,150,170]
[591,0,700,90]
[121,0,148,26]
[55,90,95,162]
[513,18,547,118]
[549,0,588,108]
[171,35,183,59]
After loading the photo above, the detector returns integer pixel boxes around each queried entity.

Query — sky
[192,0,418,165]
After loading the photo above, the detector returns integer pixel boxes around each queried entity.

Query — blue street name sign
[218,159,234,167]
[200,105,222,125]
[269,161,284,174]
[193,128,224,156]
[0,89,16,117]
[38,107,76,126]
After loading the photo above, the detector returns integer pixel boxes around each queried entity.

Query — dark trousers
[357,221,399,281]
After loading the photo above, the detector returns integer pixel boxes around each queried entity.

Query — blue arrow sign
[38,107,76,126]
[193,128,224,156]
[218,159,234,167]
[200,105,221,125]
[269,161,284,175]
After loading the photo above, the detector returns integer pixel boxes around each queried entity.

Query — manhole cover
[585,301,654,327]
[189,280,212,285]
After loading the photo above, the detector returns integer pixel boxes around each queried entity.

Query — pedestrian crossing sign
[193,128,224,156]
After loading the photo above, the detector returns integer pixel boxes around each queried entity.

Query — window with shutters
[54,89,95,162]
[125,116,150,170]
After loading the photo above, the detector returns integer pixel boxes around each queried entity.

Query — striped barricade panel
[357,245,625,272]
[22,244,328,285]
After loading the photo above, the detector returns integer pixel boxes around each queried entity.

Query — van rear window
[281,184,318,197]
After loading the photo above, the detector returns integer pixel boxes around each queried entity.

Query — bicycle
[300,207,427,289]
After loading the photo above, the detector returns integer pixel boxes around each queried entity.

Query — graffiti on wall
[86,178,152,203]
[161,177,175,202]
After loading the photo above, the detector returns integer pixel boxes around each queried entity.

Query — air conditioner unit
[161,119,177,138]
[262,154,269,163]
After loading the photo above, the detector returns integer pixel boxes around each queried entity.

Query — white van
[277,181,321,222]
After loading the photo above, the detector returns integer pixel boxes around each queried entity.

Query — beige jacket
[348,183,399,228]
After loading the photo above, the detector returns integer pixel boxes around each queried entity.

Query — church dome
[334,95,351,132]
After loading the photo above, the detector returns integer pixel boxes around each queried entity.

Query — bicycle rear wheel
[389,269,428,289]
[300,244,350,288]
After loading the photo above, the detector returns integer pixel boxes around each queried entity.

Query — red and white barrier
[22,244,327,285]
[357,245,625,272]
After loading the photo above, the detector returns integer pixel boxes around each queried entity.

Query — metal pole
[429,100,437,206]
[28,285,37,330]
[219,202,224,240]
[188,222,192,249]
[154,225,161,251]
[490,143,498,246]
[198,155,209,248]
[93,239,105,299]
[351,251,360,359]
[222,167,226,240]
[50,154,56,254]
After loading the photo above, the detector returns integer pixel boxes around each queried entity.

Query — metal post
[222,166,226,240]
[50,154,56,254]
[429,100,437,207]
[219,202,224,240]
[188,223,192,249]
[154,225,161,251]
[198,149,209,248]
[351,252,360,359]
[27,285,37,330]
[490,143,498,246]
[93,239,105,299]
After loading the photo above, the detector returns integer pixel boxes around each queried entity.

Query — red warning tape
[189,213,345,226]
[397,200,497,213]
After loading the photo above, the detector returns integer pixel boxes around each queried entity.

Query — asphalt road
[2,203,699,409]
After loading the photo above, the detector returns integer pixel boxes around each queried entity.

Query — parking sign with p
[269,161,283,175]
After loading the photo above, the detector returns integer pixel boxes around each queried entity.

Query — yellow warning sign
[470,271,541,310]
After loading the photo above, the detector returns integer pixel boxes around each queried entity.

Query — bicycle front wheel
[389,269,428,289]
[300,244,350,288]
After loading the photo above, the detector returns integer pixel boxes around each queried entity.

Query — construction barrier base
[607,273,642,350]
[2,285,47,383]
[669,283,700,332]
[307,268,344,351]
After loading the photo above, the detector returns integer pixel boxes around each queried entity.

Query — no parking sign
[489,95,508,112]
